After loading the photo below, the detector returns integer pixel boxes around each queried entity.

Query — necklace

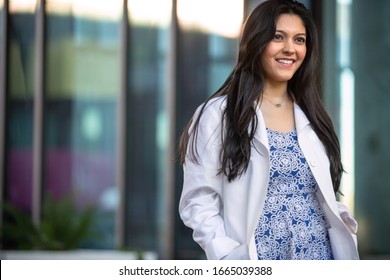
[262,95,289,108]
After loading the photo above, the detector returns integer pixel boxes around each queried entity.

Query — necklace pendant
[275,104,282,108]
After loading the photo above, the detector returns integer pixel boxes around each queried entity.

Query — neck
[262,81,288,98]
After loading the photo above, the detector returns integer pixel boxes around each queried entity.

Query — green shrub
[1,193,98,250]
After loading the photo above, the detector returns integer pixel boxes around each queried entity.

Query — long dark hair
[179,0,343,193]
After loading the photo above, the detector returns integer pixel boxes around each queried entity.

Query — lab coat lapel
[294,104,339,216]
[246,105,270,246]
[253,104,269,152]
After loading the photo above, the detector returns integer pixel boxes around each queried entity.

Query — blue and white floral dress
[254,128,333,260]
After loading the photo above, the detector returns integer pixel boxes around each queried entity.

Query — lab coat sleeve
[178,104,240,260]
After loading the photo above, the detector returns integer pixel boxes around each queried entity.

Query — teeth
[277,59,293,65]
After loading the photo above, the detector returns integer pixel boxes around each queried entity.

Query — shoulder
[188,96,227,144]
[191,96,227,129]
[197,96,226,117]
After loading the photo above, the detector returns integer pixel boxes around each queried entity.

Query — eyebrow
[276,29,307,37]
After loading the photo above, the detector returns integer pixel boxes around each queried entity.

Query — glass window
[350,0,390,258]
[5,0,37,215]
[0,1,3,38]
[45,0,122,249]
[323,0,390,258]
[124,0,171,253]
[174,0,243,259]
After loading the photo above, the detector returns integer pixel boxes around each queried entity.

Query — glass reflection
[174,0,243,259]
[45,0,121,249]
[6,0,36,216]
[0,1,3,39]
[177,0,243,38]
[125,0,171,253]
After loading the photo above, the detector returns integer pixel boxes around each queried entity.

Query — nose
[282,40,295,55]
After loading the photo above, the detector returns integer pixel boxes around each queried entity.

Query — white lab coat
[179,96,359,260]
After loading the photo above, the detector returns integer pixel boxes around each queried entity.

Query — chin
[276,76,294,82]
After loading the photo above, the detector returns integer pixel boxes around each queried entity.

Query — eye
[295,37,306,44]
[273,34,284,41]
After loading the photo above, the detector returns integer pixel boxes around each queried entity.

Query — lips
[276,58,295,65]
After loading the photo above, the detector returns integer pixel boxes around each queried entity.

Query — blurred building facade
[0,0,389,259]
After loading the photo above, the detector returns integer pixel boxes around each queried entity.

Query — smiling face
[261,13,307,85]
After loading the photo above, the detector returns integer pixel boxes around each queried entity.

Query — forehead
[275,14,306,34]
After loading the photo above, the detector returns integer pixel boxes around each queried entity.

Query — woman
[178,0,359,260]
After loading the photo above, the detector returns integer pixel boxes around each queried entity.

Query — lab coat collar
[294,103,311,133]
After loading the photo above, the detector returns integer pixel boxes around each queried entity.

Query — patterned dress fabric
[255,128,333,260]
